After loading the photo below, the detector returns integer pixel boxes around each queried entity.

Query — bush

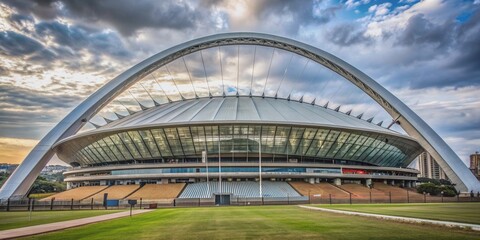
[417,183,457,196]
[438,185,457,197]
[417,183,440,195]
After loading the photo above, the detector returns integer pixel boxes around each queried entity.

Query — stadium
[1,32,479,204]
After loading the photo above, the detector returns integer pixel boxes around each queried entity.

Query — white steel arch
[1,32,478,198]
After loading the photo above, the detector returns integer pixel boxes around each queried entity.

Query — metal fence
[0,195,479,211]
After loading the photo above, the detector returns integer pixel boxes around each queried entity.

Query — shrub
[417,183,457,196]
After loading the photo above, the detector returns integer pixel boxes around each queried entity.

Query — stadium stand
[374,183,424,200]
[179,181,301,198]
[41,186,108,201]
[337,183,386,199]
[127,183,186,200]
[288,182,350,198]
[88,185,141,201]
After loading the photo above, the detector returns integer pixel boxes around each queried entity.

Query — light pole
[308,190,311,204]
[259,135,262,198]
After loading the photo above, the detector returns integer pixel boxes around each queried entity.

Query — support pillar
[334,178,342,186]
[366,179,372,187]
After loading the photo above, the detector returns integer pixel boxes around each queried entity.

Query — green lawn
[316,202,480,225]
[23,206,479,240]
[0,210,123,231]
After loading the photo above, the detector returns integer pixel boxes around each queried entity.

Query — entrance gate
[215,194,231,205]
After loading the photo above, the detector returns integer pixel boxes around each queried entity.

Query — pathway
[299,205,480,231]
[0,209,154,239]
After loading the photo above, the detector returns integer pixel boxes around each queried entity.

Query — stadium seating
[179,181,301,198]
[288,182,349,198]
[373,183,424,200]
[127,183,186,200]
[41,186,108,201]
[88,185,141,201]
[337,183,386,199]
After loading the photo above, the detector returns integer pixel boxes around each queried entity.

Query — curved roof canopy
[92,97,394,133]
[53,96,423,168]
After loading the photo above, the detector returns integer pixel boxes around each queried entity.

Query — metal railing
[0,194,478,211]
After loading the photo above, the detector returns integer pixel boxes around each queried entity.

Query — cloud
[200,0,339,35]
[64,0,204,35]
[396,14,455,48]
[0,83,84,139]
[0,31,44,56]
[450,10,480,72]
[34,21,131,59]
[0,82,81,109]
[326,23,371,46]
[2,0,60,20]
[7,13,34,30]
[4,0,204,36]
[368,3,392,17]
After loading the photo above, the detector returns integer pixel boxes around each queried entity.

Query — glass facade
[58,124,422,168]
[110,167,344,175]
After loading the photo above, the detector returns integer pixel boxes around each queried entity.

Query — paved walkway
[299,205,480,231]
[0,209,154,239]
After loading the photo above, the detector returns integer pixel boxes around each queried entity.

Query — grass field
[22,206,479,240]
[0,210,123,231]
[316,202,480,225]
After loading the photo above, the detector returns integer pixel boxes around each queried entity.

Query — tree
[29,176,66,194]
[416,182,456,197]
[417,182,440,195]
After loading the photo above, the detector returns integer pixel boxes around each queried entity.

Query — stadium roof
[92,96,397,134]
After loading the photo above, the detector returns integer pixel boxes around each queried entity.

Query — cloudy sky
[0,0,479,166]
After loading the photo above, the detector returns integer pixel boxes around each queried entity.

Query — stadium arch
[1,32,478,199]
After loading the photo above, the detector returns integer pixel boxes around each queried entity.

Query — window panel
[139,130,161,157]
[117,132,142,159]
[150,129,173,157]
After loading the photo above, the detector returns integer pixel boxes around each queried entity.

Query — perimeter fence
[1,193,479,211]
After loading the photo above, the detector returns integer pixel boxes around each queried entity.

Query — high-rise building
[470,152,480,179]
[417,152,448,180]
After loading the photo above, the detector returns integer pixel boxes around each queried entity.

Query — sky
[0,0,479,167]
